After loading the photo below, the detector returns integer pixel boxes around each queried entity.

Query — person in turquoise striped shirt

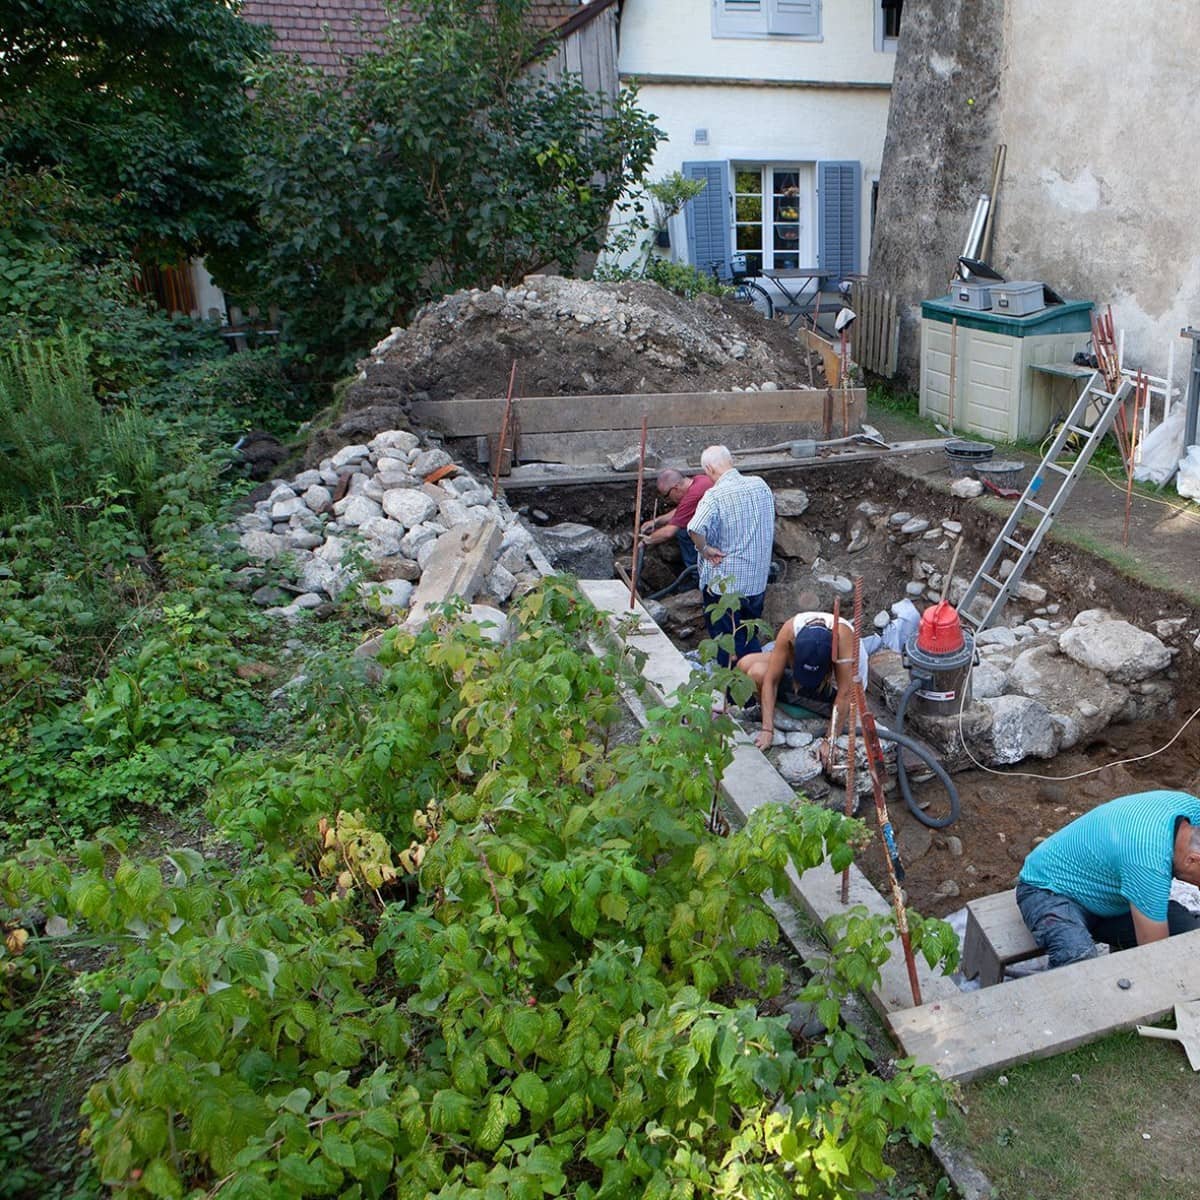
[1017,790,1200,968]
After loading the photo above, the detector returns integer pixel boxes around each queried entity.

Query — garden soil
[308,277,827,462]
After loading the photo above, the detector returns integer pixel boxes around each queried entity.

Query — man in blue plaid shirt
[687,445,775,668]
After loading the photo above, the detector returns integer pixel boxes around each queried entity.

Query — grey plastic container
[944,439,995,477]
[991,281,1045,316]
[952,281,993,311]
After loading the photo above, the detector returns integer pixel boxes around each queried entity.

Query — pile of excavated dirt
[309,277,827,462]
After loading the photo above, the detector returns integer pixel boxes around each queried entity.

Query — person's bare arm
[754,626,794,750]
[1130,906,1169,946]
[642,520,682,547]
[831,653,857,739]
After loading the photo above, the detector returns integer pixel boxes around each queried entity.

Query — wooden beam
[411,389,866,437]
[798,328,842,387]
[890,929,1200,1081]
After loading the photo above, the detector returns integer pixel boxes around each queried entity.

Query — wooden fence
[850,280,900,378]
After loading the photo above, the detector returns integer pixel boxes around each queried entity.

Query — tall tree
[0,0,271,260]
[229,0,662,378]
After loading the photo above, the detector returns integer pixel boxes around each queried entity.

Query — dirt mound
[311,277,826,461]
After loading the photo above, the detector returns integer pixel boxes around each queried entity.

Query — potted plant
[645,172,707,260]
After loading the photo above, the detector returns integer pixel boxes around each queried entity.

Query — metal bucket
[904,632,976,717]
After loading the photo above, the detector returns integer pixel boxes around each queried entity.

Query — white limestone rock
[239,531,288,561]
[773,488,811,517]
[400,523,440,559]
[332,444,371,469]
[978,694,1059,764]
[1058,620,1171,683]
[776,747,824,785]
[339,495,383,527]
[382,488,438,528]
[370,430,420,455]
[484,563,517,603]
[360,579,414,613]
[949,477,983,497]
[359,517,406,557]
[270,496,306,522]
[411,447,453,478]
[970,662,1007,699]
[303,485,333,513]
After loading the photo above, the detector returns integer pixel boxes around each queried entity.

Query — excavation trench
[507,457,1200,918]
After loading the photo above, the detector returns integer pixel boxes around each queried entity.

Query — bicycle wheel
[739,282,774,320]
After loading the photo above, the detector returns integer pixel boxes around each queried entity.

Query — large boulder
[772,488,810,517]
[978,694,1058,764]
[1005,643,1129,748]
[1058,620,1171,682]
[533,522,614,579]
[773,520,821,562]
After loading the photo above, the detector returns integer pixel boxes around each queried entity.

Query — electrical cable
[954,653,1200,782]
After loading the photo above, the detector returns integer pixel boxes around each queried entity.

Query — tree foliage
[0,0,271,260]
[227,0,662,377]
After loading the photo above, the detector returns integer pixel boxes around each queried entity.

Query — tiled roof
[241,1,595,69]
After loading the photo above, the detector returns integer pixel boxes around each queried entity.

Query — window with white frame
[733,165,812,272]
[874,0,903,52]
[713,0,821,40]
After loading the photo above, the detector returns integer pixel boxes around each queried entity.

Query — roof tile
[241,1,594,66]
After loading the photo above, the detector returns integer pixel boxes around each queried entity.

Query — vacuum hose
[874,675,961,829]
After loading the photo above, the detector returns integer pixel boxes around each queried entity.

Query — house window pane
[772,170,802,269]
[734,169,763,275]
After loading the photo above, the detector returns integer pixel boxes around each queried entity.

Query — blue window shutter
[682,161,732,277]
[818,160,861,278]
[767,0,819,37]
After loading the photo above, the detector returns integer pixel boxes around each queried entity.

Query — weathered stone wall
[872,1,1200,385]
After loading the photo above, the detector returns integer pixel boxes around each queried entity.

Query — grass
[947,1029,1199,1200]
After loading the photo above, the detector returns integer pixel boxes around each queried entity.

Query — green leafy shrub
[1,581,956,1196]
[229,0,662,378]
[643,257,728,300]
[137,346,314,440]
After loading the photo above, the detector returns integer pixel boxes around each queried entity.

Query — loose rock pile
[311,277,824,461]
[233,430,545,625]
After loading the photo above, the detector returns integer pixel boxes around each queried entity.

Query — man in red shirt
[639,468,713,570]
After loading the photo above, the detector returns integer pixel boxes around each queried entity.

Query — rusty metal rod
[858,696,923,1007]
[627,415,649,609]
[491,361,518,499]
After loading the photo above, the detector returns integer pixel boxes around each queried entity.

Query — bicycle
[709,255,774,320]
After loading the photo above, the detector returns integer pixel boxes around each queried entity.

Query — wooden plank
[410,389,865,437]
[797,330,842,388]
[890,928,1200,1081]
[967,890,1040,962]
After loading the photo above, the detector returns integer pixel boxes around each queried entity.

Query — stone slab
[406,517,502,628]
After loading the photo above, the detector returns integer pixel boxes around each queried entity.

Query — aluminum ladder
[958,371,1133,632]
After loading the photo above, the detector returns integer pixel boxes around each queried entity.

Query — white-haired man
[686,445,775,668]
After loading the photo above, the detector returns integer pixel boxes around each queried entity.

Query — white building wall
[993,2,1200,378]
[620,0,894,83]
[612,0,894,273]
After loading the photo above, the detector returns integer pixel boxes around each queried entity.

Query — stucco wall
[620,0,894,83]
[613,0,895,271]
[872,0,1200,385]
[994,4,1200,379]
